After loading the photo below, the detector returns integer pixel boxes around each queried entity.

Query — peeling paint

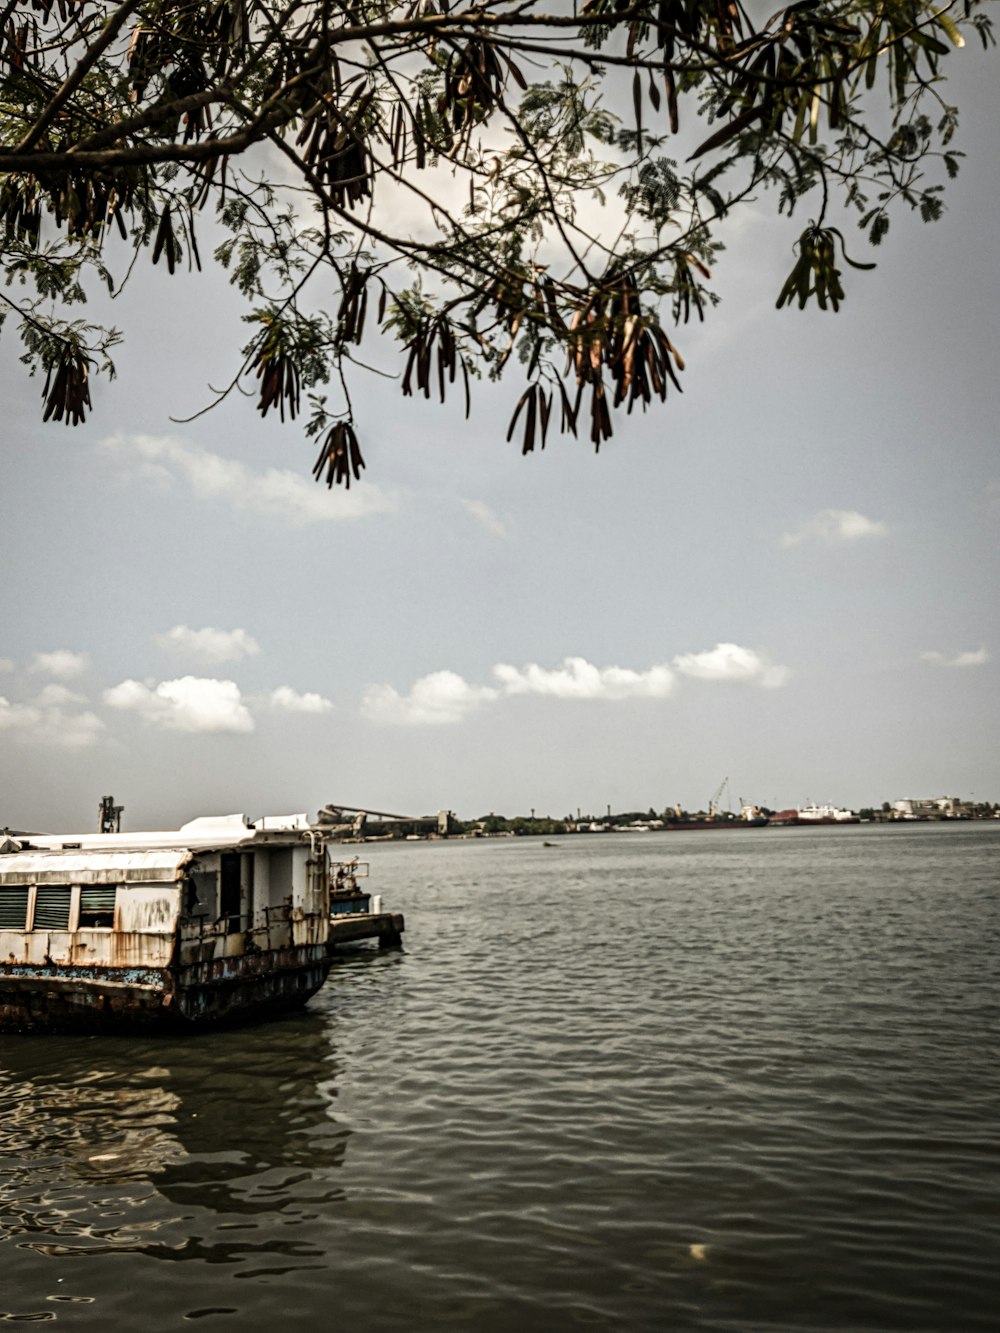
[0,940,333,1032]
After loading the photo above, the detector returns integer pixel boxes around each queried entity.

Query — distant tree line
[351,800,999,840]
[478,805,999,837]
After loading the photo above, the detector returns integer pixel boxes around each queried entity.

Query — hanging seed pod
[151,204,180,273]
[506,383,554,456]
[337,266,368,345]
[254,350,300,420]
[249,315,301,421]
[401,315,459,403]
[588,380,612,449]
[556,377,579,437]
[41,346,93,426]
[0,175,42,248]
[312,422,366,488]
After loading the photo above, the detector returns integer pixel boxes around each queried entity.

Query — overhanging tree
[0,0,992,484]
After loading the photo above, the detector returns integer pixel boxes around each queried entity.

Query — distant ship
[662,818,769,831]
[663,799,769,831]
[769,804,860,826]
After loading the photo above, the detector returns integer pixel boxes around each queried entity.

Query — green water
[1,823,998,1330]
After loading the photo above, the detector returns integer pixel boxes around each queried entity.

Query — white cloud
[493,656,676,700]
[41,710,105,749]
[268,685,334,714]
[461,498,508,539]
[362,671,498,726]
[780,509,887,548]
[921,647,990,668]
[156,625,261,665]
[363,642,792,724]
[34,684,86,708]
[0,658,13,673]
[0,692,104,750]
[671,643,792,689]
[0,698,40,732]
[99,433,398,526]
[104,676,255,733]
[29,649,90,678]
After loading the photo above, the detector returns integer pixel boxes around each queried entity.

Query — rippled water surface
[2,823,999,1330]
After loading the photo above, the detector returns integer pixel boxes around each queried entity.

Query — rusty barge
[0,812,349,1033]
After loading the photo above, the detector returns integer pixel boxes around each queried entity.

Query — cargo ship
[769,804,860,826]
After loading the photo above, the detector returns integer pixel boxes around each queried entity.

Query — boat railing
[331,859,369,886]
[181,900,322,939]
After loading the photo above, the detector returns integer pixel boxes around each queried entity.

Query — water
[1,823,998,1330]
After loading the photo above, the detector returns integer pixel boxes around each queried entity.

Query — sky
[2,47,998,833]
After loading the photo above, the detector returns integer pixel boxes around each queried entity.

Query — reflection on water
[0,979,354,1295]
[1,827,999,1330]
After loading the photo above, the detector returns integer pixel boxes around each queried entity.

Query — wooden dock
[329,912,404,949]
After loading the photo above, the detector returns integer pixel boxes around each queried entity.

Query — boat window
[0,886,30,931]
[220,852,242,930]
[186,871,216,917]
[78,884,117,929]
[33,885,72,931]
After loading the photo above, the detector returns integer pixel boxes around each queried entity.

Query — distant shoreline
[330,813,1000,844]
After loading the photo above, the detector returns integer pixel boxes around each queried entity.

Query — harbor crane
[707,777,730,820]
[316,803,454,836]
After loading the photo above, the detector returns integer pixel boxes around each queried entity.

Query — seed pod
[42,346,93,426]
[312,422,366,488]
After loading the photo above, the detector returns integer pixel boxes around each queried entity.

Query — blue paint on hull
[0,946,333,1033]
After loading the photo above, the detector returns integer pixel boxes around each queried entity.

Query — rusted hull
[0,944,332,1033]
[173,943,331,1026]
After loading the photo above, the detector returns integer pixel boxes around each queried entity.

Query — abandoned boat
[0,813,334,1032]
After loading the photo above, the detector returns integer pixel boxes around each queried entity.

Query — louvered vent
[0,887,30,931]
[33,885,72,930]
[79,884,117,928]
